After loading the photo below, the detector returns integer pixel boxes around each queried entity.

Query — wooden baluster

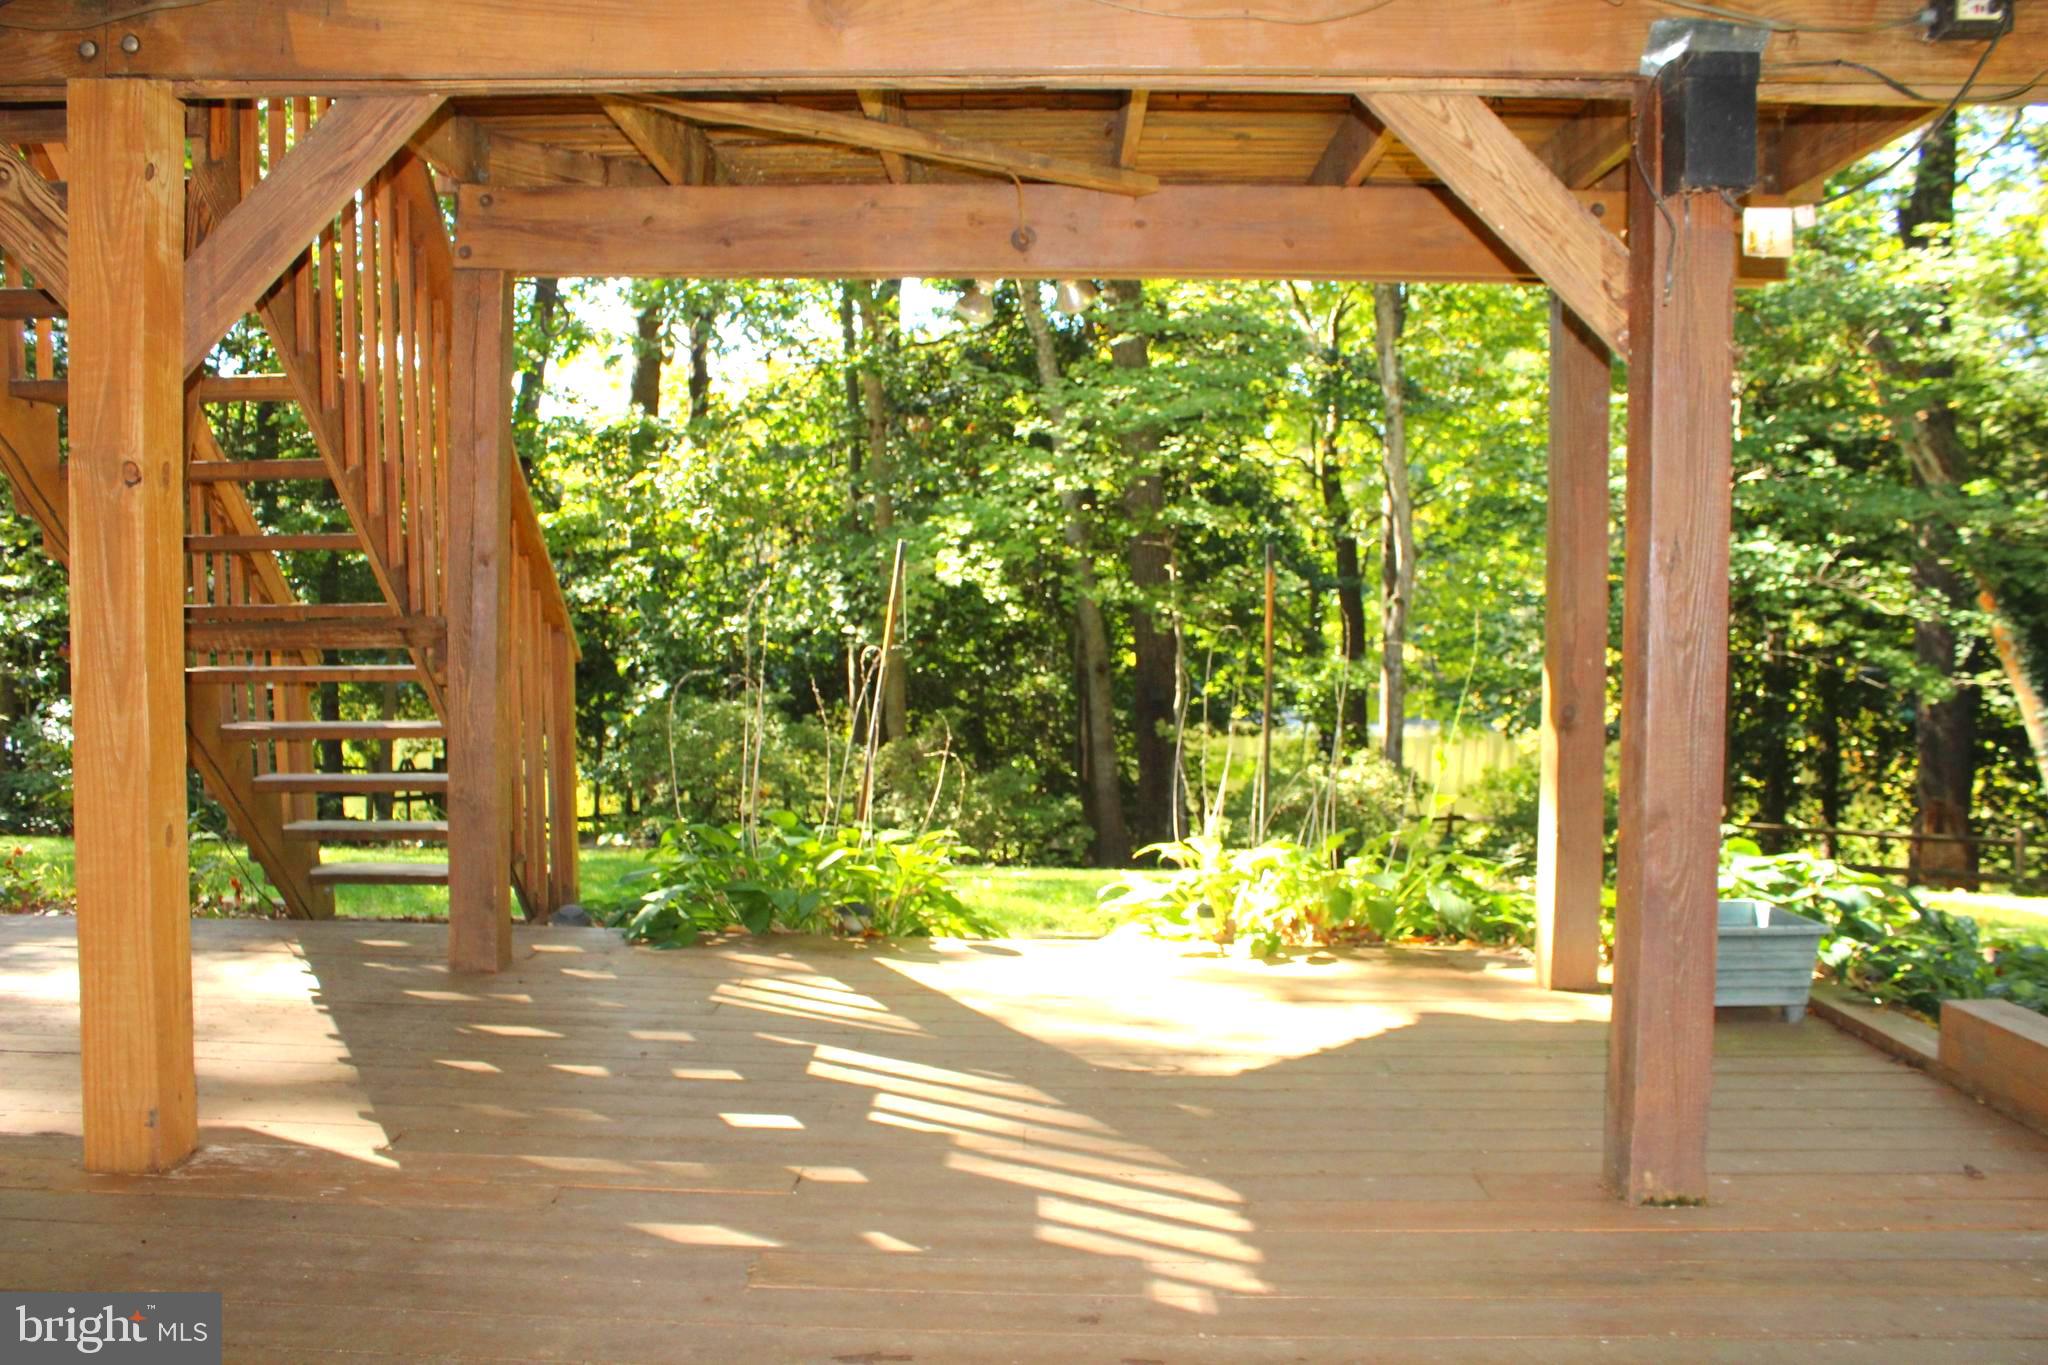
[361,173,385,529]
[339,192,362,475]
[292,99,316,359]
[2,258,22,382]
[265,98,285,181]
[377,170,404,591]
[432,296,451,625]
[549,624,580,913]
[520,573,536,908]
[318,202,339,413]
[397,208,425,613]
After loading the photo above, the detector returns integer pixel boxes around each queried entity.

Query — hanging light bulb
[1054,279,1099,317]
[953,284,996,326]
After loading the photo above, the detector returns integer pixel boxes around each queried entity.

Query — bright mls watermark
[3,1294,220,1363]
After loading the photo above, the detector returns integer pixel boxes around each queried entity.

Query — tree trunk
[1755,627,1794,852]
[1913,564,1979,885]
[629,297,663,417]
[853,280,908,744]
[513,276,560,432]
[686,305,713,424]
[1894,118,1979,884]
[1022,285,1131,866]
[1373,284,1415,771]
[1105,281,1180,847]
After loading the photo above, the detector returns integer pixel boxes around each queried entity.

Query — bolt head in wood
[121,33,142,54]
[77,39,99,59]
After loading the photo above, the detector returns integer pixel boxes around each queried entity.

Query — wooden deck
[3,917,2046,1362]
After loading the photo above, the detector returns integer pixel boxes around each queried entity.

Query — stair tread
[310,860,449,886]
[188,459,332,483]
[286,819,450,842]
[222,719,445,740]
[254,771,449,793]
[188,664,423,684]
[187,532,361,553]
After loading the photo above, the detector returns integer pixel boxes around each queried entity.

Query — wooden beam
[1606,99,1740,1207]
[602,96,718,186]
[33,0,2044,104]
[1762,106,1935,203]
[182,94,444,374]
[855,90,911,184]
[67,77,197,1176]
[0,286,62,319]
[1110,90,1149,171]
[1536,297,1610,995]
[0,152,68,302]
[455,182,1638,282]
[1309,100,1394,186]
[639,98,1161,196]
[1365,92,1630,358]
[1538,109,1631,190]
[446,267,516,975]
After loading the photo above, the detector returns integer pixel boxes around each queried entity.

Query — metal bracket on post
[1641,20,1766,197]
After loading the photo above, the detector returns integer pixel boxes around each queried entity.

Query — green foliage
[606,810,992,947]
[0,843,66,914]
[1721,839,2048,1018]
[1104,827,1531,957]
[1103,834,1354,957]
[1342,829,1533,947]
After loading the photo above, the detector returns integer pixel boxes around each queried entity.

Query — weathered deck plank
[2,918,2046,1360]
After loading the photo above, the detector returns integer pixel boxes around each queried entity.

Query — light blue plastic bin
[1716,899,1826,1023]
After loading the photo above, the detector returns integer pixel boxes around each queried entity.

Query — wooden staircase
[0,105,579,922]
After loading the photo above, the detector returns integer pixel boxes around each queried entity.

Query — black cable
[1812,31,2003,207]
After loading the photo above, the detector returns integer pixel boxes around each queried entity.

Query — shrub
[1102,834,1353,957]
[607,809,992,947]
[1720,839,2048,1018]
[1341,828,1534,947]
[1104,826,1533,957]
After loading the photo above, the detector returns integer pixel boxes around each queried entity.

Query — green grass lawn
[1920,889,2048,946]
[9,831,2043,945]
[5,834,1125,935]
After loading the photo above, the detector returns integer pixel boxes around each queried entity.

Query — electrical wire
[1812,30,2004,206]
[1076,0,1401,23]
[0,0,222,31]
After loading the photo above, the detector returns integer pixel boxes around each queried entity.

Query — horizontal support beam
[8,0,2040,105]
[456,182,1637,283]
[13,374,299,404]
[0,286,61,319]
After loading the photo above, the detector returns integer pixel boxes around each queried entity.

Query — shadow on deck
[2,918,2045,1361]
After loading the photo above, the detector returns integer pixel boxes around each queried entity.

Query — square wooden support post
[67,78,198,1173]
[447,268,515,973]
[1536,297,1612,993]
[1604,107,1740,1204]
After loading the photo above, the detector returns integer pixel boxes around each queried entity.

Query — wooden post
[1605,103,1740,1204]
[549,624,581,911]
[1536,298,1610,992]
[446,268,514,973]
[68,78,197,1173]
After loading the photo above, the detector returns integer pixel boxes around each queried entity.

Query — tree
[1020,282,1131,865]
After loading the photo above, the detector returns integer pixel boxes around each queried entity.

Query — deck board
[3,918,2046,1360]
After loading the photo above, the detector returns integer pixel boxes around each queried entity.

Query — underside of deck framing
[2,918,2046,1361]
